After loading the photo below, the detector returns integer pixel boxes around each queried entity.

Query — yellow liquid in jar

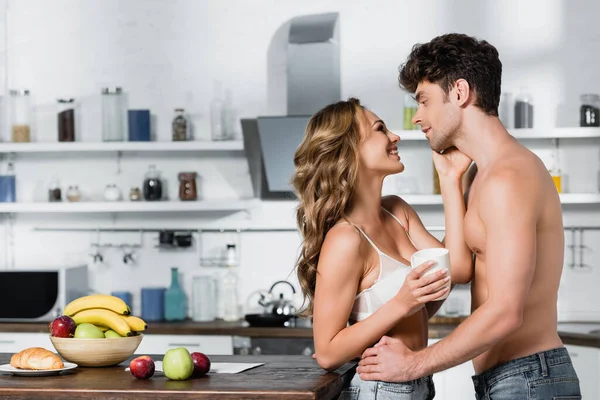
[551,175,562,193]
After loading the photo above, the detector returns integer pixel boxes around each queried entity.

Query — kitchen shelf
[396,127,600,141]
[398,193,600,205]
[0,140,244,153]
[0,199,259,213]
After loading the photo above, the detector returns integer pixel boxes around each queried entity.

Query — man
[357,33,581,398]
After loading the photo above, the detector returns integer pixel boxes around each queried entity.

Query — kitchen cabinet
[0,332,52,353]
[134,334,233,355]
[565,344,599,399]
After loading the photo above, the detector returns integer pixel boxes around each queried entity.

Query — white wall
[0,0,598,320]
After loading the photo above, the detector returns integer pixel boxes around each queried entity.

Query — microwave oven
[0,265,88,321]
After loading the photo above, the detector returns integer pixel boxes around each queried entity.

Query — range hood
[242,12,340,199]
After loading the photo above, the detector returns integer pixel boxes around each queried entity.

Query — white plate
[0,362,78,376]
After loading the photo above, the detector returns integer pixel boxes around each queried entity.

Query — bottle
[222,89,235,140]
[210,81,226,141]
[172,108,188,141]
[403,93,419,130]
[514,88,534,129]
[222,244,240,322]
[549,139,562,193]
[0,163,16,203]
[164,267,187,321]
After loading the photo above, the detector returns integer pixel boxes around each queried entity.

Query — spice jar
[580,94,600,127]
[57,98,76,142]
[178,172,197,201]
[129,187,142,201]
[104,184,121,202]
[48,180,62,202]
[10,90,32,142]
[172,108,188,141]
[66,185,81,202]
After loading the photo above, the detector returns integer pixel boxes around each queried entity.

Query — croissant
[10,347,64,370]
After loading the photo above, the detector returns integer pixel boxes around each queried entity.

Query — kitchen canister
[111,291,132,309]
[141,287,166,322]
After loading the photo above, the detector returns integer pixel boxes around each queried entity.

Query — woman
[291,98,472,399]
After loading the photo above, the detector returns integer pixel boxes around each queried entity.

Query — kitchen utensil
[258,280,297,316]
[244,313,292,327]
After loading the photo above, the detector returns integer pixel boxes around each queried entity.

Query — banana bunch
[64,294,148,337]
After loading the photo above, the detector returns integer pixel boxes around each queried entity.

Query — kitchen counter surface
[0,316,466,338]
[0,354,355,400]
[4,320,600,348]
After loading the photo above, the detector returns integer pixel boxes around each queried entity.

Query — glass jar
[101,87,125,142]
[57,98,76,142]
[103,184,121,201]
[10,90,32,142]
[498,92,514,129]
[580,94,600,127]
[48,179,62,202]
[129,187,142,201]
[514,89,534,129]
[172,108,188,141]
[178,172,197,201]
[403,93,419,130]
[211,81,226,140]
[143,165,163,201]
[66,185,81,202]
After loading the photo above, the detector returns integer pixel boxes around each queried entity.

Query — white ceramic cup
[410,248,451,300]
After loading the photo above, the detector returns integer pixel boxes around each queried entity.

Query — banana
[72,309,133,337]
[122,315,147,332]
[95,325,110,332]
[64,294,131,316]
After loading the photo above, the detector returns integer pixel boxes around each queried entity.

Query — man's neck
[453,113,516,169]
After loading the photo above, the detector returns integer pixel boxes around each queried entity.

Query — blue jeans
[472,347,581,399]
[338,370,435,400]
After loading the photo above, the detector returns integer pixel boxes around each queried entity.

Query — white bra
[344,209,415,322]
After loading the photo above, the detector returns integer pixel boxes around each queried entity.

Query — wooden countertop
[0,354,355,400]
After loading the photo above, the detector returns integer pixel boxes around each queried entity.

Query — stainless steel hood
[242,12,340,199]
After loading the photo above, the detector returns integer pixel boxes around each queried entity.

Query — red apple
[130,356,155,379]
[49,315,76,338]
[190,352,211,377]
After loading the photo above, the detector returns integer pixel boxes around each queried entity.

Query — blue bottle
[0,163,16,203]
[164,267,187,321]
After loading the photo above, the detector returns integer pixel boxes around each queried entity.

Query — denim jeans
[472,347,581,399]
[338,370,435,400]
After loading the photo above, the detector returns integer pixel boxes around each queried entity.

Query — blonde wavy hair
[291,98,364,316]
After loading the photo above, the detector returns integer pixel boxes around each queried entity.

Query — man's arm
[358,170,538,381]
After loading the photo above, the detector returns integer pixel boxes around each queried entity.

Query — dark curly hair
[399,33,502,116]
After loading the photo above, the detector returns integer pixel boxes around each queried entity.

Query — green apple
[104,330,122,338]
[162,347,194,380]
[74,323,105,339]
